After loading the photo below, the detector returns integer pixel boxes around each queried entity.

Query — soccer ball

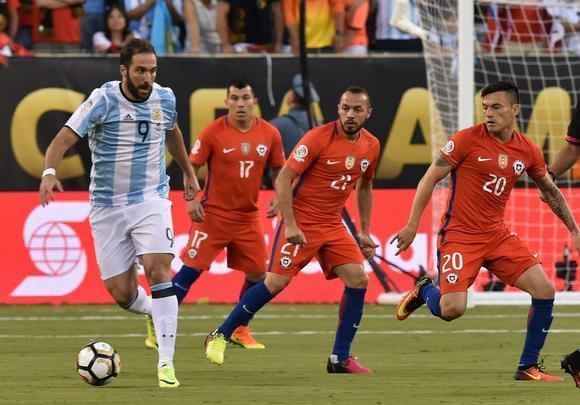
[76,341,121,386]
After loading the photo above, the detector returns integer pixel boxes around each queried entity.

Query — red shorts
[180,213,267,274]
[437,229,539,295]
[269,222,364,279]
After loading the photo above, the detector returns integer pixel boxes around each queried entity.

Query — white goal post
[386,0,580,305]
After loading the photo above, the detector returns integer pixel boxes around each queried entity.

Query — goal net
[395,0,580,304]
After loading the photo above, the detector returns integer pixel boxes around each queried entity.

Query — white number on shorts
[483,174,507,196]
[330,175,352,191]
[240,161,255,178]
[441,252,463,273]
[190,230,208,249]
[281,242,300,257]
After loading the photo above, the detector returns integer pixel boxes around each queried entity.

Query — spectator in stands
[373,0,422,52]
[270,74,320,156]
[485,4,552,54]
[80,0,105,52]
[125,0,184,53]
[545,2,580,55]
[340,0,368,55]
[93,4,139,53]
[216,0,282,53]
[0,0,30,63]
[32,0,83,53]
[0,0,19,40]
[183,0,220,53]
[283,0,344,54]
[15,0,32,49]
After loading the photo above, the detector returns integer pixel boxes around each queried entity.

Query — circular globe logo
[27,222,83,276]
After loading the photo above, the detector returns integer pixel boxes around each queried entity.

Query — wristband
[42,168,56,177]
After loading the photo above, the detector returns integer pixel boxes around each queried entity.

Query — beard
[340,119,364,136]
[126,73,152,101]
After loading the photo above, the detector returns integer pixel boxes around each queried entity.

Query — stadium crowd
[2,1,579,58]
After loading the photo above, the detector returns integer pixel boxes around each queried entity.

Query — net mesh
[414,0,580,294]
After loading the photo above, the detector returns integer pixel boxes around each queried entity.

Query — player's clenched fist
[285,223,307,246]
[358,233,377,259]
[188,200,205,222]
[391,224,417,256]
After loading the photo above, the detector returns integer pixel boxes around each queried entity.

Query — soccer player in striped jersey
[393,81,580,382]
[39,38,199,388]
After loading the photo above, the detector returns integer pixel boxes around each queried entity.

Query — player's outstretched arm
[39,126,80,206]
[550,143,580,178]
[356,177,378,259]
[391,154,452,255]
[275,166,306,245]
[535,174,580,252]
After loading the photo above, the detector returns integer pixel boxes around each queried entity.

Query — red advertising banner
[0,191,433,304]
[1,189,577,304]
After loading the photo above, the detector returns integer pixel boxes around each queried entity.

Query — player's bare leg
[142,253,180,387]
[104,265,156,348]
[206,273,288,365]
[231,273,266,349]
[513,264,562,382]
[327,264,371,374]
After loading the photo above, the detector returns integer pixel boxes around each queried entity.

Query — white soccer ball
[76,341,121,386]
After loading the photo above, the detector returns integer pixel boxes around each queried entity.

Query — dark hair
[120,38,156,67]
[104,5,130,45]
[226,79,254,96]
[343,86,372,106]
[481,81,520,104]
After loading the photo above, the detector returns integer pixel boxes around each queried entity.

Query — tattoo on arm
[435,156,450,167]
[543,182,578,232]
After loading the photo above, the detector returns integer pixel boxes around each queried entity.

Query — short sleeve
[65,89,107,138]
[439,130,470,167]
[566,103,580,145]
[284,129,324,175]
[526,142,547,181]
[268,128,285,168]
[190,127,213,166]
[363,139,380,181]
[161,87,177,131]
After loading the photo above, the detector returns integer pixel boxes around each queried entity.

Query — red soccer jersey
[439,123,546,241]
[285,121,380,224]
[191,116,285,222]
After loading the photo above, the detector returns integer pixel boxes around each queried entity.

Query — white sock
[126,285,152,316]
[152,295,178,368]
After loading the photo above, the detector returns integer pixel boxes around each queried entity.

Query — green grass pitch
[0,304,578,404]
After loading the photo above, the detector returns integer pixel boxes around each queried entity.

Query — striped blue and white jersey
[65,81,177,207]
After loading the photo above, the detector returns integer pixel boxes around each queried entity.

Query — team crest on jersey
[188,249,197,259]
[241,142,251,156]
[280,256,292,268]
[293,145,308,162]
[360,159,370,172]
[345,156,356,170]
[152,109,162,123]
[513,160,525,175]
[498,154,508,169]
[441,140,455,155]
[191,139,201,155]
[256,144,268,157]
[446,273,458,284]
